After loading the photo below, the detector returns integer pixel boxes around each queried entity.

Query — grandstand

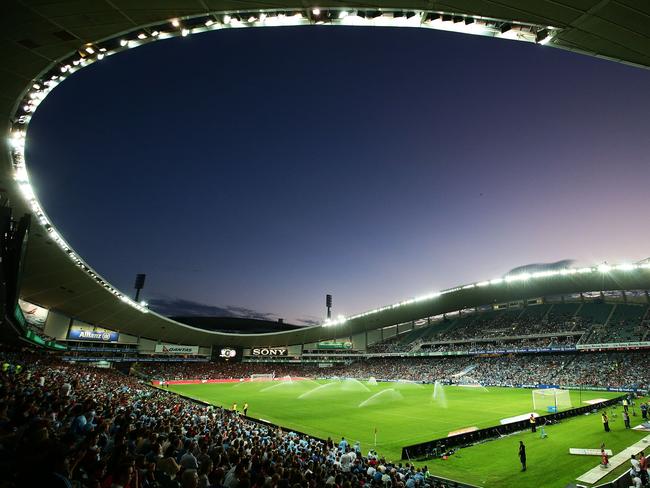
[1,1,650,487]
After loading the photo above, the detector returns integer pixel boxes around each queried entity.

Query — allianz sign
[252,347,288,356]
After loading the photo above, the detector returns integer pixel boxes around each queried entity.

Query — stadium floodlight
[598,263,612,273]
[119,39,128,47]
[312,8,320,16]
[505,273,530,283]
[490,278,503,285]
[85,46,95,54]
[339,11,349,19]
[536,29,553,45]
[137,33,147,39]
[616,263,636,271]
[414,292,440,302]
[181,28,190,37]
[171,18,180,27]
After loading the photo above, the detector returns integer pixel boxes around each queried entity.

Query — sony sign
[252,347,288,356]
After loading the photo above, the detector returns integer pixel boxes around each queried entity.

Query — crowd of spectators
[0,346,459,488]
[137,362,322,382]
[2,341,647,488]
[134,351,650,390]
[417,336,579,353]
[341,353,650,389]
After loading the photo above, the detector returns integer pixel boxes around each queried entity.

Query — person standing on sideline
[602,412,610,432]
[641,402,648,420]
[623,398,630,413]
[519,441,527,472]
[243,402,249,416]
[601,449,609,467]
[624,410,631,429]
[529,414,536,433]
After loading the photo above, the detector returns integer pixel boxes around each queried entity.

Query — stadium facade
[2,1,650,359]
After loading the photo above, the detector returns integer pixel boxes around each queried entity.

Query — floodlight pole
[134,273,146,302]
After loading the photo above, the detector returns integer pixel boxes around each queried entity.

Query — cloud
[505,259,577,276]
[294,316,321,326]
[147,295,278,321]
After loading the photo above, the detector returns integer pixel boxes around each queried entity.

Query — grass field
[166,378,642,487]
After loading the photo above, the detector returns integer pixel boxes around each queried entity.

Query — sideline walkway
[576,434,650,484]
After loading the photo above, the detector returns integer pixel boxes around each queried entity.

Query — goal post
[532,388,572,412]
[250,373,274,381]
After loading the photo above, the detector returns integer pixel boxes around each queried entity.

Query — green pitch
[166,378,634,487]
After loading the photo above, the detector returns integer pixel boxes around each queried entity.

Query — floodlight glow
[598,264,612,273]
[119,39,128,47]
[137,33,147,39]
[539,35,552,45]
[339,11,349,18]
[85,46,95,54]
[171,18,180,27]
[616,263,636,271]
[223,15,231,24]
[205,19,214,26]
[181,28,190,37]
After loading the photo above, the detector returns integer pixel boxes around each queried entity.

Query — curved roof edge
[2,1,649,347]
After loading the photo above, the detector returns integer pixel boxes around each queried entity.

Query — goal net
[250,373,274,381]
[532,388,572,412]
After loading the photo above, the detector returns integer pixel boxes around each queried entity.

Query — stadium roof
[2,1,650,347]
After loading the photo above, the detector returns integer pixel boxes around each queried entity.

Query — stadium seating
[136,351,649,390]
[367,301,650,353]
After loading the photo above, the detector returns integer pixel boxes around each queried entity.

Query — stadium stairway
[451,364,478,378]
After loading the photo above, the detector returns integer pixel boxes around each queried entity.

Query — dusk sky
[26,25,650,325]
